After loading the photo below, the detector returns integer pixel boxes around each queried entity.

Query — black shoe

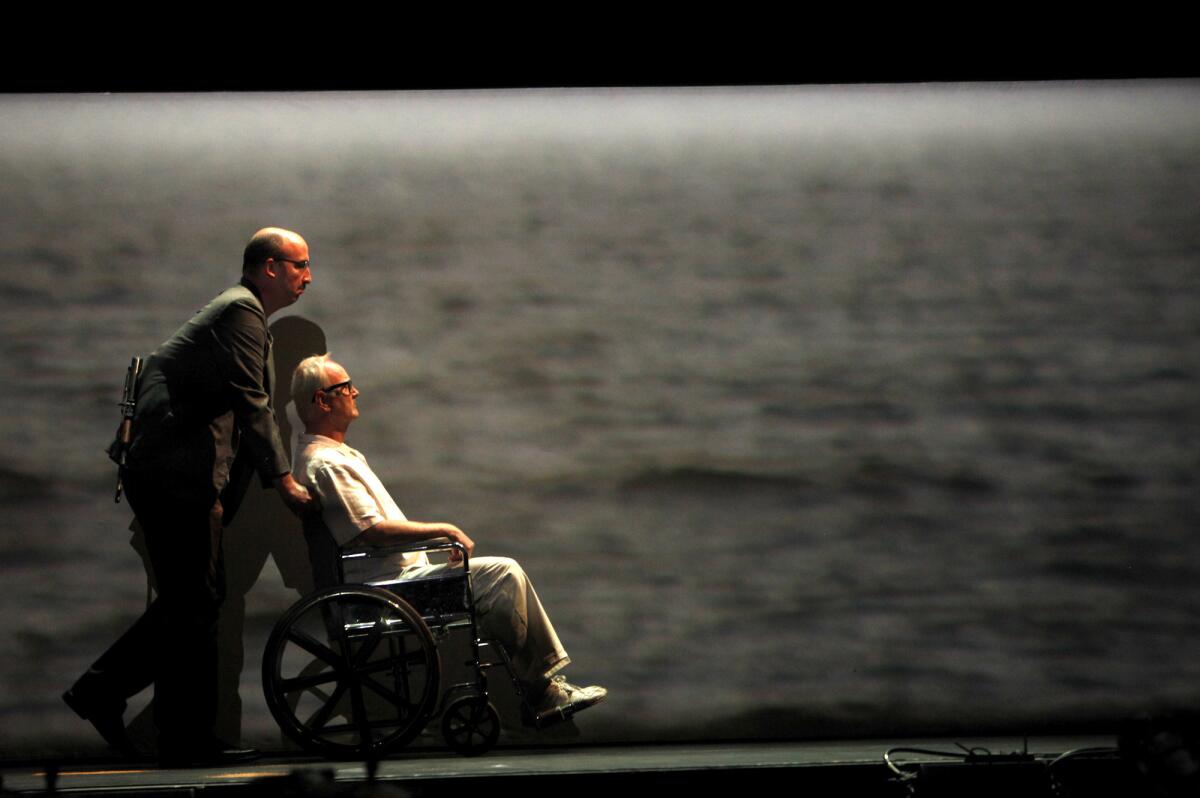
[62,687,138,758]
[158,739,261,768]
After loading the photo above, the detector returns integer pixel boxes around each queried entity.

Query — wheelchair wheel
[441,695,501,756]
[263,585,440,757]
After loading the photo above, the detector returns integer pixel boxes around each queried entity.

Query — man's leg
[397,556,569,689]
[468,557,606,722]
[398,555,605,723]
[467,557,570,692]
[64,603,160,755]
[79,604,162,698]
[125,476,226,759]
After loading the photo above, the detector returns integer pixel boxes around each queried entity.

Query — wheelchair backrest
[302,515,344,590]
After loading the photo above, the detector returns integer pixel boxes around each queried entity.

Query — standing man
[63,228,318,766]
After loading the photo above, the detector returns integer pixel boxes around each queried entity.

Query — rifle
[112,356,143,503]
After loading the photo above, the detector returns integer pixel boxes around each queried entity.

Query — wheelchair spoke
[286,628,342,666]
[441,697,500,755]
[349,678,373,746]
[446,724,479,746]
[359,673,415,711]
[445,710,479,743]
[280,667,342,694]
[265,586,442,756]
[355,649,432,675]
[350,626,384,666]
[305,679,350,732]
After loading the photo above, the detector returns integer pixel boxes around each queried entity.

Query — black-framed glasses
[271,258,311,269]
[313,379,353,402]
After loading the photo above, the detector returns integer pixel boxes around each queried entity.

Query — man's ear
[261,258,280,278]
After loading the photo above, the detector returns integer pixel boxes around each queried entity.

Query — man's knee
[471,556,531,611]
[473,556,524,579]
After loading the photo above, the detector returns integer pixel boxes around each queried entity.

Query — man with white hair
[290,354,607,726]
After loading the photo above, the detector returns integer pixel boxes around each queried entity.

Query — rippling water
[1,84,1198,754]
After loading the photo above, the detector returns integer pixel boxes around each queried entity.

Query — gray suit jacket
[125,277,291,523]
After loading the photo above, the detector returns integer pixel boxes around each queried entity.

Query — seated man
[290,354,606,725]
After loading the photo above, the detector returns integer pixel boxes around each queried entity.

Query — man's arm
[274,473,317,516]
[211,300,291,478]
[212,299,315,515]
[358,519,474,558]
[306,459,472,557]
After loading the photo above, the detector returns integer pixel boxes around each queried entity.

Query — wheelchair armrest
[340,536,468,562]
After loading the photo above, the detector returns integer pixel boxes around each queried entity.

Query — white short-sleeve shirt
[293,433,428,580]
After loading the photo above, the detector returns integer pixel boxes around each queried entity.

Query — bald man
[64,228,317,766]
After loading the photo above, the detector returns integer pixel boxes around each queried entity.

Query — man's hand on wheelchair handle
[275,473,321,518]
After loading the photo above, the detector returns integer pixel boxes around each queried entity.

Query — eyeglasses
[272,258,310,269]
[313,379,354,402]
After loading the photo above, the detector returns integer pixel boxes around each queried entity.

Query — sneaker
[533,675,607,725]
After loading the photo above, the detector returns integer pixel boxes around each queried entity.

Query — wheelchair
[261,520,528,758]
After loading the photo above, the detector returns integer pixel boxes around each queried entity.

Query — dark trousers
[79,473,226,753]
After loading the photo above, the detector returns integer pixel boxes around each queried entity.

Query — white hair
[291,353,334,424]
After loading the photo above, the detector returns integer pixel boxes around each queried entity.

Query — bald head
[241,227,312,316]
[243,227,306,273]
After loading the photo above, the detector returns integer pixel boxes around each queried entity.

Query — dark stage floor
[1,735,1126,797]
